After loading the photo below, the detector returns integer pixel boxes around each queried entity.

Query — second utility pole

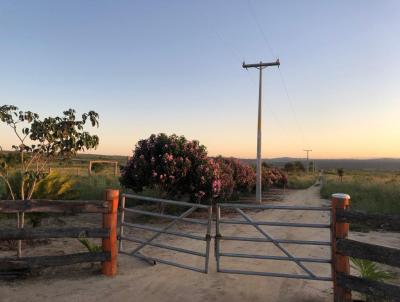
[243,59,280,203]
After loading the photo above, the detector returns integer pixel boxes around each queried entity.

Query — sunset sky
[0,1,399,159]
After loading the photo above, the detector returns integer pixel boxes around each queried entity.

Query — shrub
[215,157,256,195]
[33,172,78,199]
[120,133,221,203]
[262,167,288,188]
[284,161,306,172]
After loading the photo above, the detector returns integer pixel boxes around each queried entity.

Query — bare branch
[0,174,16,200]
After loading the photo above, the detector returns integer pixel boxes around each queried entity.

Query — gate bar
[120,251,206,273]
[236,208,316,278]
[124,207,208,225]
[219,268,332,281]
[129,206,197,256]
[219,252,331,263]
[220,219,330,228]
[124,193,210,209]
[221,235,331,246]
[121,235,206,257]
[122,221,205,241]
[218,203,330,211]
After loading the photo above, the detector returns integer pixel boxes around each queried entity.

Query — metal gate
[119,193,213,273]
[215,202,333,281]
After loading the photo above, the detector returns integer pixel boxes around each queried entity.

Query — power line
[205,8,304,153]
[278,68,307,146]
[212,28,295,142]
[245,0,308,149]
[246,0,276,59]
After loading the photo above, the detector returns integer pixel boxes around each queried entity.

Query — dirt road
[1,186,398,302]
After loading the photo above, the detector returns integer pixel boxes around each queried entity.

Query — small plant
[351,258,394,281]
[351,258,395,301]
[78,238,102,253]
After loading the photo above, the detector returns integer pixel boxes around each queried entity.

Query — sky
[0,1,399,159]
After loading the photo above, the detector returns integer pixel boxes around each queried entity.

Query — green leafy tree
[0,105,99,256]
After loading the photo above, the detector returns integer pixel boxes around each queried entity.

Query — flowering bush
[120,133,221,203]
[120,133,287,204]
[262,166,288,188]
[214,157,256,196]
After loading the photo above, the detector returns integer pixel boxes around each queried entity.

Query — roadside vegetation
[283,161,317,189]
[120,133,288,204]
[321,170,400,214]
[286,173,317,189]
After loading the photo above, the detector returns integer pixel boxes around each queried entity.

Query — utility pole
[243,59,280,203]
[303,149,312,173]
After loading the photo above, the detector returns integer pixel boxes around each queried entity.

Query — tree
[0,105,99,256]
[284,161,305,173]
[337,168,344,182]
[284,162,294,172]
[294,161,306,172]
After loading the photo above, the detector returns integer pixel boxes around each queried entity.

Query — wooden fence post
[102,189,119,276]
[331,193,351,302]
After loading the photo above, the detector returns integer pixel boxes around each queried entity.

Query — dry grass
[321,170,400,214]
[286,173,317,189]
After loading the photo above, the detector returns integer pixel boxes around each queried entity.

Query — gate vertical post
[102,189,119,276]
[215,204,221,272]
[331,193,351,302]
[118,193,126,252]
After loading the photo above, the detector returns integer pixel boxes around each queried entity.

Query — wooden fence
[0,189,119,279]
[331,194,400,302]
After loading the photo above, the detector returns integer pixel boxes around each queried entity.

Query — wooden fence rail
[0,189,119,278]
[336,209,400,232]
[337,238,400,268]
[0,227,110,240]
[0,252,110,270]
[337,273,400,301]
[332,193,400,302]
[0,199,109,214]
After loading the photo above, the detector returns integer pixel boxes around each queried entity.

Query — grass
[321,171,400,214]
[72,175,121,200]
[0,173,121,201]
[286,173,317,189]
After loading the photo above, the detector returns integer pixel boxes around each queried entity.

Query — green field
[321,170,400,214]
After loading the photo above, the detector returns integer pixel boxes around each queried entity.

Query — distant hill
[2,149,400,171]
[240,158,400,171]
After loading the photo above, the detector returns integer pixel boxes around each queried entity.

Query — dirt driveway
[0,186,398,302]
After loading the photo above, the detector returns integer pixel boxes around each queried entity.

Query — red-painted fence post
[102,189,119,276]
[331,193,351,302]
